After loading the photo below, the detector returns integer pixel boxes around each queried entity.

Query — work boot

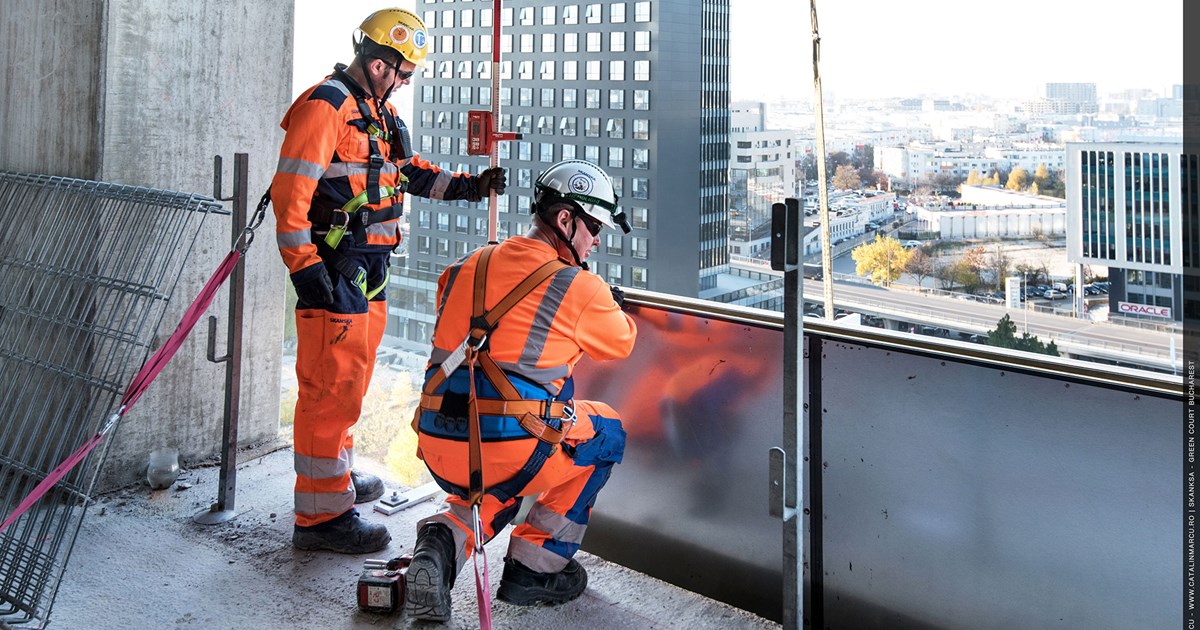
[292,509,391,554]
[351,469,384,503]
[404,523,458,621]
[496,557,588,606]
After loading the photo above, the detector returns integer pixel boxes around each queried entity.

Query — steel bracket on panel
[768,446,797,522]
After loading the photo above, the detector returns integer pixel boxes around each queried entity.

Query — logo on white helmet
[567,171,595,196]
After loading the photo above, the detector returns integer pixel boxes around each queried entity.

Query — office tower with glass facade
[388,0,730,343]
[1066,141,1189,323]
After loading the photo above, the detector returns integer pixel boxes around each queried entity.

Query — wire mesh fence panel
[0,172,226,628]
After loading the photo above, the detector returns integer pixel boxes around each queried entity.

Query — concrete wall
[0,0,291,490]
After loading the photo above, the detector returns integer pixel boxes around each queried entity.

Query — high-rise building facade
[388,0,730,343]
[1065,141,1189,323]
[729,101,795,253]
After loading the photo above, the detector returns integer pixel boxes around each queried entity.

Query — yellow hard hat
[358,8,429,68]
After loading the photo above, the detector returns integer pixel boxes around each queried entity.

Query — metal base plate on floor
[192,506,238,525]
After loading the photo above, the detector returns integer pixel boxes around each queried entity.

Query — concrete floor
[50,444,779,630]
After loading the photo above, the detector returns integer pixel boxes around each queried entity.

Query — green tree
[833,164,862,190]
[852,234,913,286]
[986,314,1060,356]
[1006,167,1031,191]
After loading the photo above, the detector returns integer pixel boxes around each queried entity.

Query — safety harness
[304,64,415,299]
[413,245,577,504]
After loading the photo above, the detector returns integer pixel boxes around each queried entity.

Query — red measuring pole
[486,0,503,244]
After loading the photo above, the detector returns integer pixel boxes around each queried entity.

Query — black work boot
[292,509,391,554]
[350,469,384,503]
[404,523,459,621]
[496,557,588,606]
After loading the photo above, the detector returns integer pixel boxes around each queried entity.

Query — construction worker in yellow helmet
[271,7,506,554]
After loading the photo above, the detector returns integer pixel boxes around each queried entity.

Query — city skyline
[295,0,1183,104]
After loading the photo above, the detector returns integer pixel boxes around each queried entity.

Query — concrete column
[0,0,292,490]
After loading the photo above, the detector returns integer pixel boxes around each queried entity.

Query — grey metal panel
[816,338,1179,629]
[575,304,784,619]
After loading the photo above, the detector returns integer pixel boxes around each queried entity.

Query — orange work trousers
[415,400,626,574]
[292,244,388,527]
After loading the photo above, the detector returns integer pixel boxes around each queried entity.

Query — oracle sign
[1117,301,1171,318]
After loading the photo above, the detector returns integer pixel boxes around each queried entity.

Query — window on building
[563,5,578,24]
[538,115,555,135]
[606,263,622,285]
[520,33,534,53]
[587,32,602,53]
[635,31,650,51]
[422,85,435,103]
[481,34,492,54]
[438,60,452,79]
[517,196,532,214]
[609,89,625,109]
[563,89,578,108]
[542,33,556,53]
[519,87,533,106]
[634,60,650,81]
[585,117,600,137]
[500,60,512,79]
[631,207,648,229]
[560,117,577,136]
[420,135,432,153]
[563,60,578,81]
[418,210,431,229]
[460,35,474,54]
[540,143,555,163]
[562,144,577,160]
[631,178,648,199]
[517,168,532,188]
[606,233,624,256]
[540,89,555,108]
[519,6,534,25]
[586,3,602,23]
[610,175,623,197]
[585,145,600,163]
[586,60,601,81]
[633,148,648,169]
[462,9,474,28]
[611,2,627,23]
[455,214,469,234]
[519,61,533,80]
[500,34,512,54]
[417,235,431,255]
[608,146,624,168]
[610,61,625,82]
[476,61,490,80]
[633,119,649,140]
[586,89,601,109]
[635,1,651,21]
[564,33,579,53]
[459,85,472,104]
[607,118,624,139]
[542,5,556,24]
[499,87,512,107]
[631,266,648,289]
[501,7,513,26]
[478,86,491,106]
[457,61,472,79]
[611,31,626,52]
[423,10,436,28]
[457,137,468,155]
[634,90,650,110]
[540,60,555,80]
[441,35,454,54]
[631,237,647,259]
[435,237,449,257]
[516,115,532,134]
[518,142,532,161]
[440,85,454,103]
[436,212,450,231]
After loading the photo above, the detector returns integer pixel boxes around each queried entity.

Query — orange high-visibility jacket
[271,67,479,275]
[429,237,637,396]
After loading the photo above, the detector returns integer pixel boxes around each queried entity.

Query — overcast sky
[294,0,1183,102]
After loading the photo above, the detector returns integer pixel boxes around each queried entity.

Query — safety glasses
[577,213,604,237]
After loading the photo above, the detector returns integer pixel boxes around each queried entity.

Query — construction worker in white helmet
[405,160,637,620]
[271,8,507,555]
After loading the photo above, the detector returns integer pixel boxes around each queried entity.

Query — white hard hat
[534,160,628,232]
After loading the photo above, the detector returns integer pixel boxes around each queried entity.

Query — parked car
[1043,289,1066,299]
[903,240,923,248]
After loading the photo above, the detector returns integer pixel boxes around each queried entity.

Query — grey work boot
[496,557,587,606]
[351,469,384,503]
[404,523,459,621]
[292,509,391,554]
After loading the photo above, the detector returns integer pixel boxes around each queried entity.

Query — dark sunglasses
[577,213,604,237]
[377,56,414,81]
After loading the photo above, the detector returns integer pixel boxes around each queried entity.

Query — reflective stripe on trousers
[292,245,388,527]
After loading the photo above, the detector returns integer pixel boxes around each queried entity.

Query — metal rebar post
[195,153,248,525]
